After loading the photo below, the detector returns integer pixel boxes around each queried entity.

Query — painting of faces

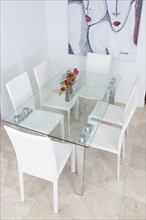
[68,0,143,61]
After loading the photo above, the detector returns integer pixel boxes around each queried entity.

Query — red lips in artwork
[113,21,121,26]
[86,15,91,22]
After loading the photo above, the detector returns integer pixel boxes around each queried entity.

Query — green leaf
[58,90,64,95]
[60,81,65,86]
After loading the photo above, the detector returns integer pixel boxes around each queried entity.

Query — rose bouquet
[58,68,79,95]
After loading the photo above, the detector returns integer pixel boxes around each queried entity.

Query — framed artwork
[68,0,143,61]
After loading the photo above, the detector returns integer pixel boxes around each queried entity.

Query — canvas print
[68,0,143,61]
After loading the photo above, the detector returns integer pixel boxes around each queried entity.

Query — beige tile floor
[0,106,145,219]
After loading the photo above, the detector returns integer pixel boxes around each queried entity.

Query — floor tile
[85,147,99,160]
[1,187,36,220]
[120,196,145,219]
[0,183,5,195]
[26,201,73,219]
[1,150,17,185]
[8,174,48,200]
[38,168,81,216]
[136,107,146,122]
[125,167,145,203]
[23,175,48,201]
[134,121,146,148]
[87,155,128,195]
[122,136,134,166]
[129,145,145,171]
[84,158,97,184]
[128,119,137,138]
[0,123,15,154]
[74,188,122,219]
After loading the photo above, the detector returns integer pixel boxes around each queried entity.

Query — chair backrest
[86,52,111,75]
[6,72,33,110]
[124,75,138,118]
[4,126,58,182]
[123,85,137,128]
[33,60,51,89]
[118,82,138,152]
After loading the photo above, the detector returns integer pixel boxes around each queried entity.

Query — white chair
[33,60,52,89]
[33,61,79,136]
[4,125,74,213]
[88,75,139,135]
[86,52,111,74]
[6,72,64,138]
[79,52,112,100]
[89,85,137,181]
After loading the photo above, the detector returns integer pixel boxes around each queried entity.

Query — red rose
[60,87,65,91]
[74,68,79,75]
[68,73,73,80]
[64,80,72,87]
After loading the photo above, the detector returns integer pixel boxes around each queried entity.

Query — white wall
[1,0,145,119]
[1,1,48,118]
[46,0,145,106]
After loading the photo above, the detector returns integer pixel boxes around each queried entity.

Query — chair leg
[126,125,129,135]
[60,117,64,139]
[122,135,125,159]
[68,110,70,136]
[74,100,79,120]
[19,171,24,201]
[53,181,58,214]
[71,146,77,173]
[117,154,120,182]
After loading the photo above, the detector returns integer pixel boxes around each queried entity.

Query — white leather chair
[4,125,74,213]
[6,72,64,138]
[86,52,111,74]
[89,75,139,135]
[79,52,112,100]
[89,85,137,181]
[33,60,52,89]
[33,61,79,136]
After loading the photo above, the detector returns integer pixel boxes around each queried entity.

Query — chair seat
[103,104,124,126]
[43,92,78,111]
[41,91,79,136]
[90,123,121,154]
[89,102,124,126]
[88,101,109,119]
[21,110,63,135]
[79,85,107,101]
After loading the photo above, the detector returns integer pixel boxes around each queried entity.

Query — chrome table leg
[74,145,86,196]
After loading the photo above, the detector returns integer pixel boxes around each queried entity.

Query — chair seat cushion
[43,92,78,111]
[89,102,124,126]
[103,104,124,126]
[21,110,63,134]
[90,123,121,154]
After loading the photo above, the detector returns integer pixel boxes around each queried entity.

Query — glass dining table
[3,68,121,196]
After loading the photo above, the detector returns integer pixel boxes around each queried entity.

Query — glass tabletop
[3,68,121,147]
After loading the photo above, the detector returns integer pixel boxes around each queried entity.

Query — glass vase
[65,88,70,102]
[65,87,73,102]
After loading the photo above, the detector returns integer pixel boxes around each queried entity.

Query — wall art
[68,0,143,61]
